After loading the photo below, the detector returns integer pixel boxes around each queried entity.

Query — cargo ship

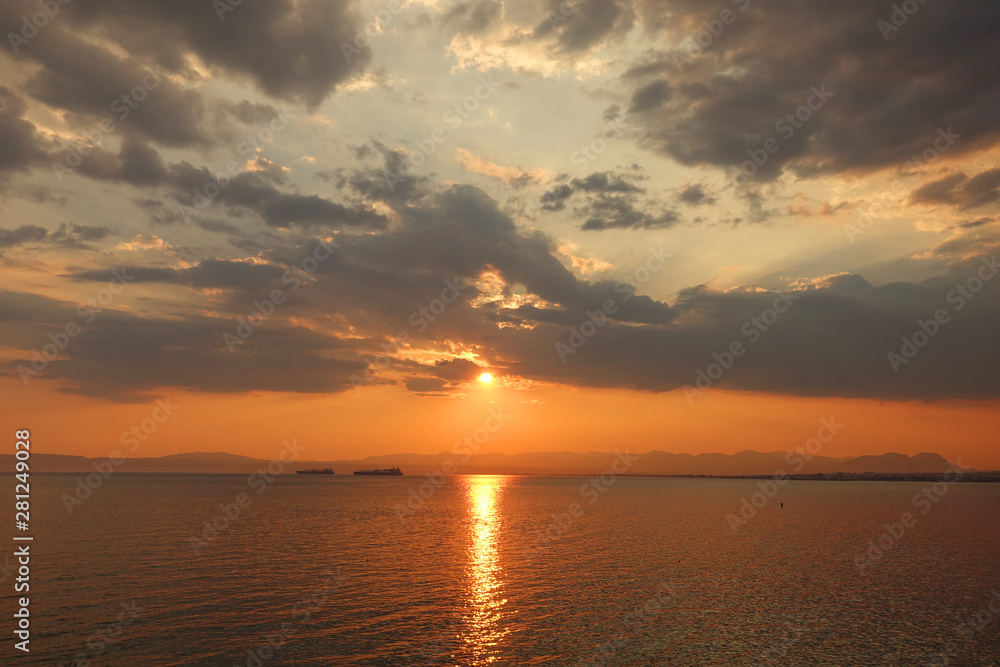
[296,468,335,475]
[353,467,403,476]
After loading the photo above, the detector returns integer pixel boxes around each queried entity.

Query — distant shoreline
[16,471,1000,482]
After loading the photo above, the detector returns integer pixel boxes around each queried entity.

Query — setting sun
[479,372,493,384]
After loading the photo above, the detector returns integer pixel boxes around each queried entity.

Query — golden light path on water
[460,475,511,664]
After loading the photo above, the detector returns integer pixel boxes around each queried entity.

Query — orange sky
[6,378,999,468]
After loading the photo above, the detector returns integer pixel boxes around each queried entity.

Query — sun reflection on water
[460,475,510,664]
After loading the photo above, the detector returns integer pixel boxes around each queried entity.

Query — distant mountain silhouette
[1,449,974,475]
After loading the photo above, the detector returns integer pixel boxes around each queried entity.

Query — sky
[1,0,998,466]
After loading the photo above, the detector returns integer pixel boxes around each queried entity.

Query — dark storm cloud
[0,291,364,401]
[431,358,484,382]
[0,225,47,247]
[441,0,502,34]
[539,184,573,211]
[909,169,1000,210]
[488,255,1000,400]
[570,171,642,194]
[538,171,678,231]
[55,182,676,394]
[532,0,635,53]
[71,260,285,293]
[0,87,47,173]
[954,218,995,230]
[205,185,673,323]
[676,183,716,207]
[219,100,283,126]
[15,28,209,148]
[344,143,434,206]
[579,196,680,231]
[0,222,114,250]
[404,376,449,394]
[628,80,670,113]
[134,199,183,226]
[48,223,116,249]
[59,141,388,231]
[615,0,1000,180]
[0,0,373,109]
[3,171,997,400]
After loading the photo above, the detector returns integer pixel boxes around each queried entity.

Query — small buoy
[780,502,784,508]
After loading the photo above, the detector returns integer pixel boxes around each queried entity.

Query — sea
[3,473,999,665]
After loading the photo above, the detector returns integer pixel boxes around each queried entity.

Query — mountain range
[1,449,973,476]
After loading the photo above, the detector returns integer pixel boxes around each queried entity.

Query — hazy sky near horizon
[1,0,999,465]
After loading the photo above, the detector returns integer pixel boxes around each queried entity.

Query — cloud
[3,173,998,401]
[910,169,1000,210]
[676,183,716,207]
[71,259,285,293]
[0,291,364,401]
[404,376,449,394]
[0,88,48,174]
[0,222,115,250]
[55,140,388,231]
[0,225,48,248]
[628,80,670,113]
[532,0,636,54]
[579,195,680,231]
[48,223,117,249]
[456,149,551,187]
[617,0,1000,180]
[431,358,484,382]
[441,0,503,35]
[537,171,679,230]
[488,257,1000,400]
[17,33,210,148]
[1,0,374,109]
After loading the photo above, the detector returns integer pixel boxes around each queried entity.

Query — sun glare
[479,372,493,384]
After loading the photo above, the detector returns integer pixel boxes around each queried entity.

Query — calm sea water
[3,473,999,665]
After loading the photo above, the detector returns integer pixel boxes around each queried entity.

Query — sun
[478,372,493,384]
